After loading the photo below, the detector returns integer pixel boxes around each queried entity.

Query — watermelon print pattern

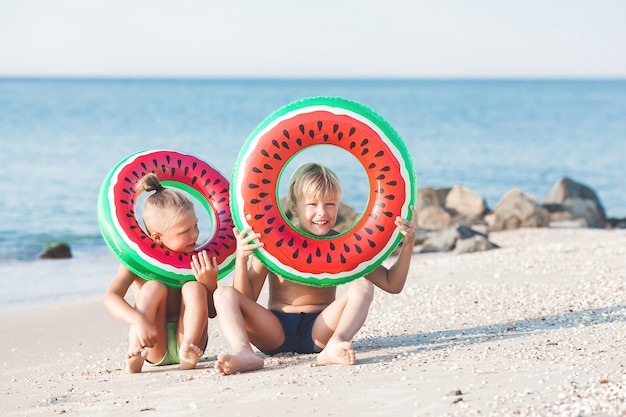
[98,149,236,288]
[232,97,417,287]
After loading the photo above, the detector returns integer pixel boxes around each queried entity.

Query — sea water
[1,78,625,311]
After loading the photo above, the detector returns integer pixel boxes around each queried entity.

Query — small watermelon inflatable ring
[98,149,236,288]
[231,97,417,287]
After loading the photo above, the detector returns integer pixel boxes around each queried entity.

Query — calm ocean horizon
[1,78,625,311]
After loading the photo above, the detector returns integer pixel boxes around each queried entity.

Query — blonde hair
[135,173,194,233]
[287,163,342,213]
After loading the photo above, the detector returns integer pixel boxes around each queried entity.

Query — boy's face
[294,192,339,236]
[152,209,199,253]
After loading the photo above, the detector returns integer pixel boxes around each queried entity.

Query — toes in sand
[215,351,264,375]
[179,342,203,370]
[317,341,355,366]
[126,348,148,374]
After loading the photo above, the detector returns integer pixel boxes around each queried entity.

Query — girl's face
[294,192,339,236]
[155,210,199,253]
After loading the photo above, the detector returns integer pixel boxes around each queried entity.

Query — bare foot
[179,342,203,370]
[214,351,264,375]
[126,348,148,373]
[317,341,355,366]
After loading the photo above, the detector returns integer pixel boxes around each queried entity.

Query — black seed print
[306,254,312,264]
[282,141,289,149]
[161,164,167,173]
[263,163,273,170]
[308,130,314,139]
[368,239,376,248]
[120,199,129,205]
[283,130,290,139]
[316,248,321,257]
[387,181,397,186]
[343,243,351,252]
[273,153,281,161]
[333,124,339,133]
[191,176,197,185]
[385,195,395,200]
[260,192,269,197]
[340,254,346,263]
[141,162,147,170]
[152,159,158,168]
[317,121,323,131]
[179,254,184,261]
[338,132,343,140]
[192,162,197,170]
[361,148,369,156]
[326,253,332,263]
[184,167,189,176]
[381,166,390,171]
[376,224,384,232]
[376,175,385,180]
[368,163,376,169]
[296,138,302,146]
[288,238,294,247]
[204,179,211,187]
[132,170,139,178]
[364,227,373,235]
[383,211,393,217]
[360,138,369,146]
[171,167,176,176]
[177,159,182,168]
[215,178,222,185]
[261,179,271,184]
[299,124,305,134]
[369,213,378,220]
[253,167,262,173]
[329,242,335,250]
[355,245,362,254]
[276,238,283,247]
[323,134,329,141]
[264,204,272,210]
[254,214,264,220]
[201,169,207,177]
[354,233,362,241]
[375,151,384,157]
[264,227,272,234]
[278,224,285,232]
[272,139,280,148]
[375,188,383,194]
[349,127,356,136]
[166,155,171,164]
[350,142,356,149]
[267,217,275,224]
[261,149,269,158]
[302,240,308,249]
[293,248,299,258]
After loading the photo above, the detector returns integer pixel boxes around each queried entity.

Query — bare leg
[314,278,374,366]
[178,282,209,370]
[213,287,281,375]
[127,281,168,373]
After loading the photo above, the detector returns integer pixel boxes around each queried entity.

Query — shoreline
[1,227,625,416]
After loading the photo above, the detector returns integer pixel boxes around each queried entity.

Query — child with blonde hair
[104,173,219,373]
[213,163,417,374]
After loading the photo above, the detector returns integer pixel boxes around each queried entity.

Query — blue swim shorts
[261,311,323,356]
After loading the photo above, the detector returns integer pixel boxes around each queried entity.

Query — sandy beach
[1,227,625,417]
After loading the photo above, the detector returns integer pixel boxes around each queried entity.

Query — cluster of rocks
[413,177,623,254]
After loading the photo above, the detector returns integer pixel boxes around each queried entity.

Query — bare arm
[190,250,219,318]
[233,226,268,301]
[103,265,159,347]
[365,206,418,294]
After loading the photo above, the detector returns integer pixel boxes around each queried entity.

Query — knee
[181,281,207,298]
[348,278,375,302]
[213,286,240,306]
[143,280,167,298]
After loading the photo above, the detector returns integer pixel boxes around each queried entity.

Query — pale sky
[1,0,625,78]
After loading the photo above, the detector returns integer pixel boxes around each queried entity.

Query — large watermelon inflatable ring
[231,97,417,287]
[98,149,236,288]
